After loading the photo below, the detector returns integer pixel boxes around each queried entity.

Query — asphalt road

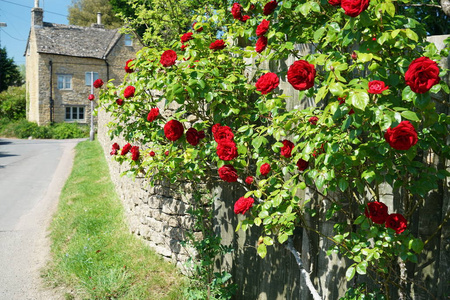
[0,138,84,300]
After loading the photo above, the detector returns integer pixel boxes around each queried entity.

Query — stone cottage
[25,0,141,125]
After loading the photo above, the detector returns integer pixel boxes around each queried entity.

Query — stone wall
[97,109,196,272]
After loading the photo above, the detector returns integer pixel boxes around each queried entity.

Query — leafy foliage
[68,0,123,28]
[0,48,23,93]
[0,85,26,120]
[98,0,450,298]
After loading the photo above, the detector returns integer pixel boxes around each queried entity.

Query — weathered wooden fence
[97,35,449,299]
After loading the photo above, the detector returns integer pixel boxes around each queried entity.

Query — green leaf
[384,1,395,17]
[254,217,262,226]
[338,178,349,192]
[263,236,274,246]
[346,265,356,281]
[354,215,366,225]
[315,85,328,103]
[329,82,344,96]
[405,29,418,42]
[401,111,420,122]
[402,86,416,102]
[278,233,289,244]
[252,136,268,149]
[410,238,424,254]
[356,261,368,275]
[313,27,326,42]
[350,90,370,111]
[257,243,267,258]
[413,93,431,109]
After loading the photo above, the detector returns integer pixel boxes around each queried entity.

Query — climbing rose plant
[98,0,450,298]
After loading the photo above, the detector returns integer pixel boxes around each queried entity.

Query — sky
[0,0,72,65]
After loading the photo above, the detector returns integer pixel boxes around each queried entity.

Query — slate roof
[33,22,122,59]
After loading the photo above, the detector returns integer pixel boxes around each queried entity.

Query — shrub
[0,120,89,139]
[0,85,26,121]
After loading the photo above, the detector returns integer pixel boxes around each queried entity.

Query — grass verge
[44,140,185,299]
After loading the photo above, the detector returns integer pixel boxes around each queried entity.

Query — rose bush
[98,1,450,298]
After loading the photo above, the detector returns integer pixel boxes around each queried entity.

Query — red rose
[216,140,238,161]
[287,60,316,91]
[405,57,440,94]
[231,3,243,20]
[218,164,238,182]
[263,0,278,15]
[110,143,120,155]
[124,86,135,98]
[181,32,193,43]
[198,130,206,139]
[121,143,131,155]
[88,94,95,101]
[160,50,177,67]
[164,120,184,141]
[186,128,201,146]
[245,176,254,185]
[328,0,341,6]
[351,51,357,60]
[116,98,124,105]
[214,125,234,143]
[384,121,418,150]
[260,163,271,176]
[255,72,279,95]
[165,150,169,156]
[130,146,140,161]
[93,78,103,88]
[309,116,319,125]
[280,140,294,158]
[125,59,134,73]
[210,39,226,50]
[192,22,203,32]
[385,213,407,234]
[147,107,159,122]
[255,36,268,53]
[296,158,309,171]
[212,123,221,135]
[341,0,370,17]
[364,201,389,224]
[368,80,389,94]
[149,151,155,157]
[234,196,254,215]
[240,15,251,22]
[256,19,270,37]
[181,44,187,51]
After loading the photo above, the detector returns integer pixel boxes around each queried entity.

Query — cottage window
[57,74,72,90]
[65,106,85,121]
[124,34,132,46]
[85,72,99,85]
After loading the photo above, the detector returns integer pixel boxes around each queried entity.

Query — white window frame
[65,106,85,121]
[85,72,99,86]
[124,34,133,46]
[57,74,72,90]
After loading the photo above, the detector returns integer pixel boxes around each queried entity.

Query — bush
[0,85,26,121]
[51,123,90,139]
[0,119,89,139]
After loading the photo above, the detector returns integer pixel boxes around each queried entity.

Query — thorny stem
[285,237,323,300]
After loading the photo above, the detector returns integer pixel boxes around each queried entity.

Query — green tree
[0,47,23,93]
[109,0,230,48]
[68,0,123,29]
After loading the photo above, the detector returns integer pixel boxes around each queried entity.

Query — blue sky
[0,0,72,65]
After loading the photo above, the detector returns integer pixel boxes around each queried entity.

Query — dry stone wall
[97,109,197,272]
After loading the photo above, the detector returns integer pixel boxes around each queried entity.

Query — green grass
[45,140,186,299]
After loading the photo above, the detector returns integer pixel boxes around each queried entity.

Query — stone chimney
[31,0,43,28]
[91,12,104,28]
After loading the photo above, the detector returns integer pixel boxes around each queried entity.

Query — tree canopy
[0,47,23,93]
[68,0,123,29]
